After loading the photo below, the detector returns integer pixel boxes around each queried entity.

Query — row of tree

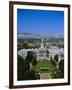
[17,51,64,80]
[50,54,64,78]
[17,51,40,80]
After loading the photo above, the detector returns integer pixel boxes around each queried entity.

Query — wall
[0,0,72,90]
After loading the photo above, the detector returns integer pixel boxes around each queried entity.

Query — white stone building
[18,37,64,62]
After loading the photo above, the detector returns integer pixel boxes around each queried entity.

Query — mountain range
[17,32,64,39]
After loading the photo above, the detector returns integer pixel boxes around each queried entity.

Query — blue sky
[17,9,64,35]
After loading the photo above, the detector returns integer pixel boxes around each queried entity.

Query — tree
[47,50,49,58]
[25,51,33,63]
[54,54,59,69]
[17,55,38,80]
[17,51,39,80]
[17,55,30,80]
[53,59,64,79]
[50,57,56,66]
[25,51,37,66]
[54,54,58,62]
[31,54,37,66]
[59,59,64,78]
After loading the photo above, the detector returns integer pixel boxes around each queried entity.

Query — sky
[17,9,64,35]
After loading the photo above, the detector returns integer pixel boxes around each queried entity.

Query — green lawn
[31,59,63,79]
[32,59,56,73]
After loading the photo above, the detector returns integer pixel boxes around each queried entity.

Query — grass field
[32,59,57,74]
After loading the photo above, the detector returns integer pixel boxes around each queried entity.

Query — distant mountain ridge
[17,32,64,39]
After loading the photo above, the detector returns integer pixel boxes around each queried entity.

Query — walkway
[40,73,51,79]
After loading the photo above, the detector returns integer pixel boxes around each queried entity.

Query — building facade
[18,37,64,62]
